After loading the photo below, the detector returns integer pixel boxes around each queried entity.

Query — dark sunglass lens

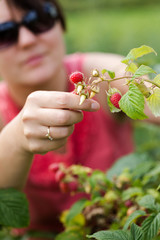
[0,22,18,49]
[24,4,58,34]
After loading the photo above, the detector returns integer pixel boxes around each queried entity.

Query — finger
[37,108,83,126]
[29,91,100,111]
[28,138,68,154]
[24,125,74,140]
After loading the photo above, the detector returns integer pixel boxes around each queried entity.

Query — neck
[7,66,67,108]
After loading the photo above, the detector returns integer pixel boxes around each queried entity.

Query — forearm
[0,115,34,190]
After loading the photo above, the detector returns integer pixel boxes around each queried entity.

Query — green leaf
[122,45,157,64]
[55,230,84,240]
[106,152,152,181]
[119,83,148,120]
[87,230,131,240]
[101,69,115,79]
[147,88,160,117]
[142,213,160,240]
[153,73,160,85]
[130,223,143,240]
[123,211,146,230]
[0,188,29,228]
[66,199,88,224]
[133,65,156,79]
[122,187,143,201]
[138,195,157,211]
[125,62,138,74]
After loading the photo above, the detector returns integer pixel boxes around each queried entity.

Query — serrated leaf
[142,213,160,240]
[126,62,138,74]
[130,223,143,240]
[122,45,157,64]
[66,199,88,224]
[0,188,29,228]
[147,88,160,117]
[87,230,130,240]
[153,73,160,85]
[55,230,84,240]
[122,187,143,201]
[102,69,115,79]
[119,84,148,120]
[138,195,157,211]
[106,152,152,181]
[123,211,146,230]
[133,65,156,79]
[157,185,160,191]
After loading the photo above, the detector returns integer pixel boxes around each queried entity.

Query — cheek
[0,50,18,79]
[42,23,66,58]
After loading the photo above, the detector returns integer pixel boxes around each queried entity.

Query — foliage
[54,122,160,240]
[54,153,160,240]
[71,45,160,120]
[0,189,29,239]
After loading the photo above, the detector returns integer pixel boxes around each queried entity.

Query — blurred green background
[59,0,160,67]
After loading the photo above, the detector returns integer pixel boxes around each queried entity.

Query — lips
[25,54,44,66]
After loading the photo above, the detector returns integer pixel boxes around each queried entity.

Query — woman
[0,0,158,235]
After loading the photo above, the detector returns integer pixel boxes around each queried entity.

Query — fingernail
[91,102,100,110]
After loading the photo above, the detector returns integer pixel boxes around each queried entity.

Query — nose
[18,26,37,48]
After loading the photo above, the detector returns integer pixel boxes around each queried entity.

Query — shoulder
[81,52,125,76]
[64,53,86,74]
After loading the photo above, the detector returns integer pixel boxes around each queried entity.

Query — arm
[0,91,100,190]
[82,52,160,124]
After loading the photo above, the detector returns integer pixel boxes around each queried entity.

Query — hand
[20,91,100,154]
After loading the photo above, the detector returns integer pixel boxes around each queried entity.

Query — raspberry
[68,181,79,192]
[48,163,59,172]
[59,182,69,193]
[110,92,121,109]
[125,200,133,208]
[55,170,65,182]
[69,71,84,84]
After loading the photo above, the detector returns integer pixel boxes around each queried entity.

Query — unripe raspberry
[55,170,65,182]
[69,71,84,84]
[92,69,99,77]
[79,94,87,105]
[110,92,122,109]
[127,206,137,216]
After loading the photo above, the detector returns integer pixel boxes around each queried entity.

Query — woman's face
[0,0,66,87]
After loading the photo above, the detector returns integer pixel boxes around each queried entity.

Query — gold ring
[45,127,53,141]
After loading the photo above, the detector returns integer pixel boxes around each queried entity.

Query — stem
[91,76,160,89]
[142,79,160,89]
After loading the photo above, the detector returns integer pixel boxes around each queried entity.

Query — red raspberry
[69,71,84,84]
[68,181,79,192]
[48,163,59,172]
[59,182,69,193]
[110,93,121,109]
[55,170,65,182]
[125,200,133,208]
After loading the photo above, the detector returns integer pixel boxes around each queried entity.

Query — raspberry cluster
[69,70,122,109]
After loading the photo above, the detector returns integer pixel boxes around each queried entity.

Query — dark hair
[6,0,66,31]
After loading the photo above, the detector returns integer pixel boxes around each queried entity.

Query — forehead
[0,0,24,22]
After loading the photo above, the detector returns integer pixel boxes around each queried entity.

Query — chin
[22,66,56,87]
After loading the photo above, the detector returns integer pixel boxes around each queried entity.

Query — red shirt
[0,53,134,233]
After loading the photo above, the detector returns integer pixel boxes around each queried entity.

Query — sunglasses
[0,2,59,50]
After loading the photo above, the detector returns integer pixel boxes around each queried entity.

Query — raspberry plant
[54,155,160,240]
[70,45,160,120]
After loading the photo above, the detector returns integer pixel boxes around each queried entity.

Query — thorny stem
[91,76,160,89]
